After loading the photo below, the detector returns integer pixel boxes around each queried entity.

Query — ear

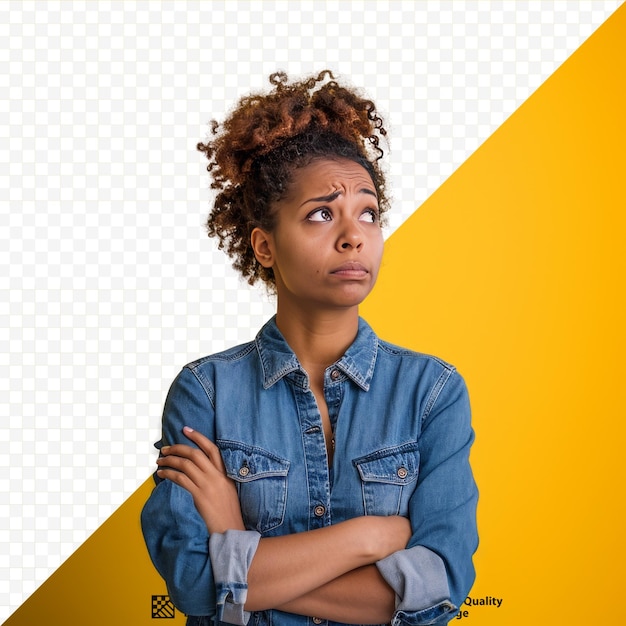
[250,227,275,268]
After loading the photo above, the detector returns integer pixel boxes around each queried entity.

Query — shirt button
[238,466,250,477]
[397,467,408,479]
[330,369,340,381]
[312,618,323,624]
[314,505,326,517]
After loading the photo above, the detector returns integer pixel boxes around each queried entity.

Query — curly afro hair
[197,70,390,289]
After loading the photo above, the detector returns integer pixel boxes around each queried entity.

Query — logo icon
[152,595,176,618]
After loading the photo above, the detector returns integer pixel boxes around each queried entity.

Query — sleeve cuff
[376,546,457,625]
[208,529,261,625]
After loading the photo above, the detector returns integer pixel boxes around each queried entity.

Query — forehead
[286,158,377,200]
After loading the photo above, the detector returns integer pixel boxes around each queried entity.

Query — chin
[329,287,373,308]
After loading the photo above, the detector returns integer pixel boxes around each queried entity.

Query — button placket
[292,380,332,530]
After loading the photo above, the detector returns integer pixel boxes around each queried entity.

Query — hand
[156,426,245,534]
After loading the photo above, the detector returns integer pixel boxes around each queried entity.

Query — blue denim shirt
[141,316,478,626]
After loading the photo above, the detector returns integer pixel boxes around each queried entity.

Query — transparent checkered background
[0,0,620,620]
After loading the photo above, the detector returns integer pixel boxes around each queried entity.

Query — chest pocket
[353,442,420,516]
[218,440,290,534]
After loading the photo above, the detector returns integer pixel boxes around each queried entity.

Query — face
[251,158,384,313]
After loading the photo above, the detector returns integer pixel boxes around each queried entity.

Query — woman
[141,70,478,626]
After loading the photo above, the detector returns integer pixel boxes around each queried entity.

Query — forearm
[276,564,396,624]
[245,516,409,611]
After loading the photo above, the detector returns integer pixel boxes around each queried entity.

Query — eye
[359,208,379,223]
[307,207,333,222]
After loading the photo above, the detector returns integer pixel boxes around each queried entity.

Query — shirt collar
[255,315,378,392]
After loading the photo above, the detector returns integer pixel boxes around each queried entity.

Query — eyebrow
[299,188,378,207]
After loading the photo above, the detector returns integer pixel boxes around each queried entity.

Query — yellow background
[4,4,626,625]
[364,5,626,622]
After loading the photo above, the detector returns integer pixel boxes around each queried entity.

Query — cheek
[371,236,384,272]
[276,243,321,283]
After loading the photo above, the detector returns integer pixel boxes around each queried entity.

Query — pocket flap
[353,441,420,485]
[218,439,290,483]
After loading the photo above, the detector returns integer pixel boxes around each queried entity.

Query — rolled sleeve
[209,530,261,625]
[377,370,479,625]
[376,546,456,625]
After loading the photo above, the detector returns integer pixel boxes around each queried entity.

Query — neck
[275,302,360,386]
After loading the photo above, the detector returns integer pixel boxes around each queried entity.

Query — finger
[161,443,208,461]
[156,453,213,488]
[182,426,227,473]
[159,444,218,473]
[156,465,203,496]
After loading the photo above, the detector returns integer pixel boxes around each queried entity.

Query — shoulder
[375,338,461,390]
[167,340,259,405]
[357,317,458,384]
[185,339,258,373]
[376,337,456,373]
[373,337,468,411]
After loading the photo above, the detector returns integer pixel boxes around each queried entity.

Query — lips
[330,261,369,277]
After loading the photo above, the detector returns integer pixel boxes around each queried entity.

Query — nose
[336,218,363,252]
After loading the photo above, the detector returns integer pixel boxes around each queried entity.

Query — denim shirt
[141,316,478,626]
